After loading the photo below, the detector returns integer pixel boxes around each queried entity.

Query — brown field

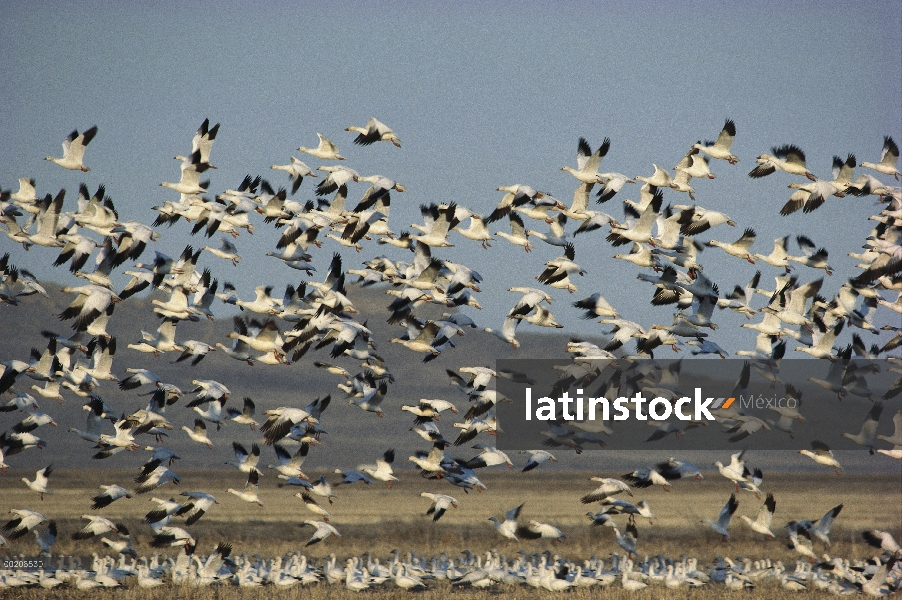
[2,468,900,598]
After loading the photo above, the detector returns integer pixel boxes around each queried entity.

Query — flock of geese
[0,117,901,593]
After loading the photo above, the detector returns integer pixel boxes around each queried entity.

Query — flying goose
[182,418,213,449]
[359,448,398,488]
[798,440,842,473]
[748,144,816,180]
[488,503,524,542]
[740,493,776,538]
[561,137,610,184]
[860,136,900,180]
[45,126,98,171]
[227,469,264,506]
[297,133,344,160]
[693,119,739,164]
[22,464,53,500]
[795,503,843,546]
[271,157,317,194]
[702,494,739,539]
[302,520,340,546]
[421,492,458,522]
[72,514,119,540]
[841,402,882,453]
[91,484,132,510]
[346,117,401,147]
[296,492,332,521]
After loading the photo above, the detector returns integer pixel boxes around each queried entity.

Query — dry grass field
[2,468,900,598]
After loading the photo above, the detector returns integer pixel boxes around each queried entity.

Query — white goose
[297,133,344,160]
[22,464,53,500]
[346,118,401,147]
[693,119,739,164]
[739,493,776,538]
[45,126,98,171]
[702,494,738,539]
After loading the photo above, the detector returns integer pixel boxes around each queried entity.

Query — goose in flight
[798,440,842,473]
[302,520,340,546]
[748,144,816,180]
[182,418,213,449]
[561,137,610,184]
[226,442,262,474]
[861,135,900,180]
[2,509,47,539]
[91,484,132,509]
[359,448,397,488]
[702,494,739,540]
[519,450,557,471]
[795,503,843,546]
[72,514,119,540]
[271,157,316,194]
[296,492,332,521]
[421,492,458,522]
[693,119,739,164]
[22,464,53,500]
[488,503,524,542]
[177,491,219,525]
[841,402,882,453]
[740,493,776,538]
[227,469,264,506]
[45,126,98,171]
[346,117,401,147]
[298,133,344,160]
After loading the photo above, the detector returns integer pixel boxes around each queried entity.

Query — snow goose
[421,492,458,522]
[572,292,618,319]
[798,440,842,473]
[494,212,533,252]
[561,137,609,184]
[519,449,557,471]
[465,445,512,469]
[346,117,401,147]
[334,468,372,485]
[227,470,263,506]
[359,448,398,487]
[488,503,524,542]
[134,464,180,494]
[580,478,633,503]
[740,493,776,538]
[34,521,57,556]
[176,491,218,525]
[596,172,635,202]
[861,136,900,180]
[487,184,545,223]
[181,418,213,449]
[749,144,816,180]
[797,504,843,546]
[876,409,902,446]
[297,133,344,160]
[714,450,747,489]
[862,529,901,555]
[613,522,639,559]
[302,520,340,546]
[271,157,316,194]
[226,442,262,474]
[22,464,53,500]
[841,402,882,453]
[706,228,756,263]
[693,119,739,164]
[702,494,738,539]
[267,443,310,477]
[636,164,672,187]
[296,493,332,521]
[91,485,132,510]
[160,154,211,195]
[225,397,258,430]
[622,466,672,491]
[2,509,47,539]
[45,126,98,171]
[72,515,119,540]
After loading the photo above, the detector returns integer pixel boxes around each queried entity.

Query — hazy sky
[2,1,901,355]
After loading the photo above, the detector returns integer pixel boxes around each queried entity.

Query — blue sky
[2,1,901,355]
